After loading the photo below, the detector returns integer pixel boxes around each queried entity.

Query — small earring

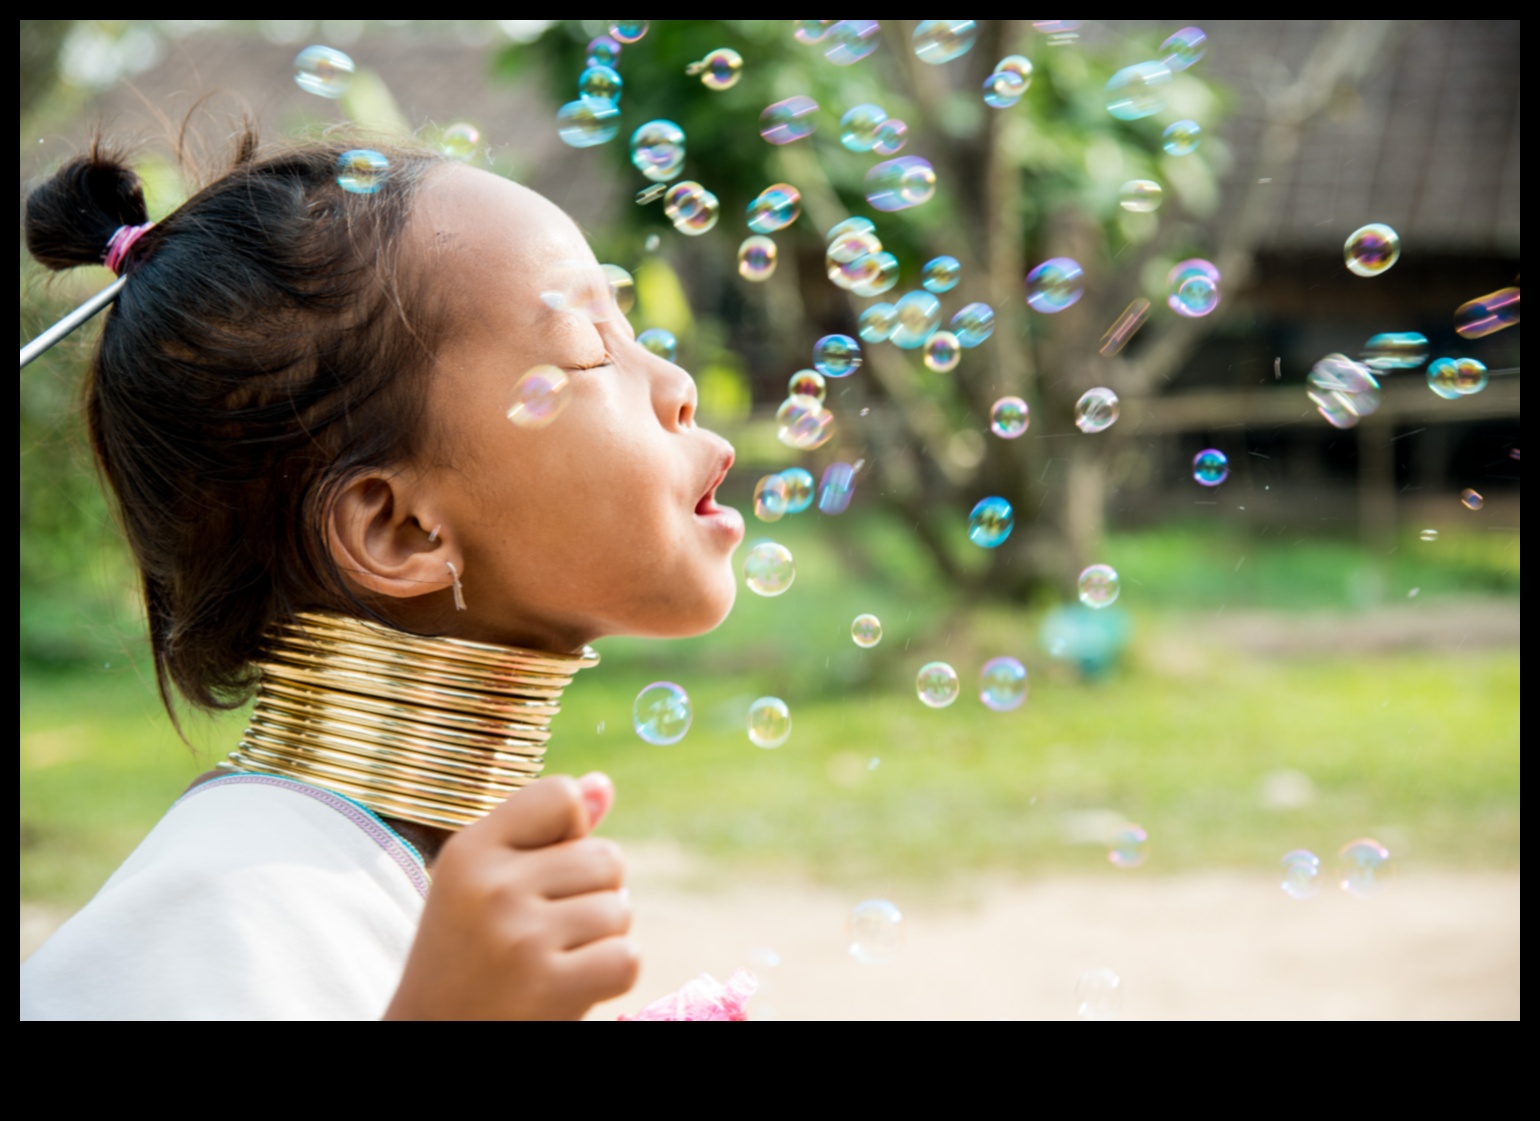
[445,560,466,612]
[427,525,441,544]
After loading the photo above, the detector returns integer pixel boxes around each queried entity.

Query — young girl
[19,135,746,1019]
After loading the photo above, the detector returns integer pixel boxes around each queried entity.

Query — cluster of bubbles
[1167,259,1222,318]
[556,36,633,149]
[747,697,792,748]
[1077,564,1121,608]
[983,55,1033,109]
[735,183,802,281]
[826,217,899,298]
[632,681,691,746]
[1192,448,1230,486]
[1427,357,1489,399]
[744,540,796,596]
[1306,354,1382,429]
[753,466,816,523]
[1344,223,1401,277]
[847,899,902,964]
[839,103,908,156]
[1075,387,1121,433]
[1281,839,1393,900]
[968,497,1015,548]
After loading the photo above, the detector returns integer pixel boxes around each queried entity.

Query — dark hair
[24,134,447,712]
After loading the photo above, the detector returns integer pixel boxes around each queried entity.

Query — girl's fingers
[527,836,627,899]
[466,775,591,850]
[548,889,633,950]
[555,934,642,1007]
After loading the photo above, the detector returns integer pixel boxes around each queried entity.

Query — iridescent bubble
[506,364,571,429]
[1076,968,1123,1020]
[1161,26,1207,71]
[986,396,1030,439]
[1454,287,1520,339]
[824,19,881,66]
[1099,299,1151,356]
[1460,488,1484,511]
[923,330,962,373]
[913,19,977,64]
[814,334,862,378]
[871,118,909,156]
[738,235,778,281]
[1362,331,1429,371]
[1161,119,1202,156]
[1307,354,1381,429]
[847,899,903,964]
[697,47,743,91]
[336,149,389,195]
[608,20,648,44]
[1167,259,1221,318]
[1281,850,1322,901]
[747,183,802,234]
[983,68,1027,109]
[437,122,481,161]
[673,190,720,236]
[557,98,621,148]
[1105,61,1172,121]
[1025,257,1084,313]
[744,540,796,596]
[1344,223,1400,277]
[1078,564,1121,608]
[891,291,942,350]
[951,302,996,347]
[579,65,623,104]
[859,303,898,343]
[779,467,815,513]
[586,36,622,68]
[818,462,856,515]
[633,682,692,745]
[979,656,1027,712]
[922,256,961,294]
[643,233,661,253]
[839,104,888,153]
[1192,448,1229,486]
[637,327,677,363]
[776,395,835,450]
[793,19,833,45]
[850,252,900,297]
[630,120,687,182]
[1074,387,1120,433]
[788,369,826,402]
[916,662,961,708]
[294,45,354,99]
[865,157,937,213]
[1453,357,1489,396]
[747,697,792,748]
[996,54,1033,82]
[1108,823,1148,869]
[851,614,883,648]
[1118,178,1163,213]
[1420,528,1439,542]
[601,263,635,315]
[826,223,881,265]
[760,96,819,145]
[1337,838,1392,897]
[636,184,667,205]
[1425,357,1462,400]
[754,474,789,522]
[968,496,1014,548]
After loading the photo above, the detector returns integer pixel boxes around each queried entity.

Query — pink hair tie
[103,221,155,275]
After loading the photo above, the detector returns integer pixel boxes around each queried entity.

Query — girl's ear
[326,470,456,601]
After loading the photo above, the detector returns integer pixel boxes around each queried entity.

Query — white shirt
[20,774,428,1020]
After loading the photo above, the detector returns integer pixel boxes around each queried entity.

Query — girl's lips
[695,448,743,541]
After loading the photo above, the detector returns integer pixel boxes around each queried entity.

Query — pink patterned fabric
[619,969,758,1021]
[103,221,155,275]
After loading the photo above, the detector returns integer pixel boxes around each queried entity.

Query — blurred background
[19,20,1519,1018]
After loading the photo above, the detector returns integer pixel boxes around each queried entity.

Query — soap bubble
[1460,488,1484,511]
[824,19,881,66]
[916,662,961,708]
[586,36,622,68]
[851,614,883,648]
[637,327,677,363]
[336,149,389,195]
[294,45,354,99]
[814,334,862,378]
[636,184,668,206]
[1426,358,1462,400]
[839,104,888,152]
[754,474,789,522]
[1074,387,1121,433]
[1162,119,1202,156]
[595,264,633,316]
[983,68,1028,108]
[1344,223,1400,277]
[1076,968,1123,1020]
[1420,528,1440,542]
[747,697,792,748]
[747,183,801,234]
[1454,286,1520,339]
[826,216,877,252]
[922,256,961,294]
[664,183,720,235]
[1307,354,1381,429]
[776,395,835,450]
[608,20,648,44]
[1025,257,1084,313]
[579,65,623,104]
[847,899,903,964]
[818,462,856,515]
[780,467,815,513]
[633,682,691,745]
[859,303,898,343]
[979,656,1027,712]
[990,396,1030,439]
[951,302,996,347]
[437,122,481,161]
[1161,26,1207,70]
[866,157,936,212]
[558,98,621,148]
[968,497,1014,548]
[506,365,571,429]
[913,19,977,64]
[695,47,743,91]
[1280,850,1322,901]
[1077,564,1121,608]
[793,19,833,44]
[1192,448,1230,486]
[850,252,900,297]
[1108,824,1148,868]
[1336,838,1392,897]
[787,369,826,402]
[760,96,819,145]
[1362,331,1429,371]
[891,291,943,349]
[1452,357,1489,395]
[1118,178,1164,213]
[923,331,962,373]
[744,541,796,596]
[872,118,909,155]
[1099,299,1152,356]
[1105,61,1172,121]
[1170,274,1220,317]
[630,120,686,182]
[738,235,778,281]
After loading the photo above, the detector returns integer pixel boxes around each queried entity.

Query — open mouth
[696,450,735,516]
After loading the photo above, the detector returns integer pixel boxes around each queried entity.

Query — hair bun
[25,144,149,272]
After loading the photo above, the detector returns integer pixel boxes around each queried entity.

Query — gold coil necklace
[222,612,599,829]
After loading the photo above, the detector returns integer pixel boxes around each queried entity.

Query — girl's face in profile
[411,166,744,650]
